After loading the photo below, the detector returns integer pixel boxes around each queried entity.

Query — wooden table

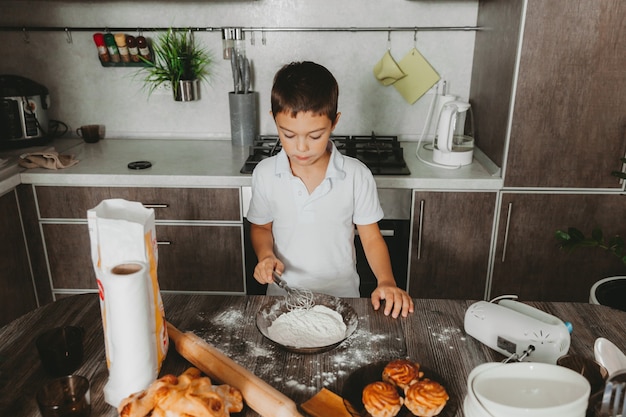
[1,294,625,416]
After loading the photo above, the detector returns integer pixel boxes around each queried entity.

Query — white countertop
[1,138,503,194]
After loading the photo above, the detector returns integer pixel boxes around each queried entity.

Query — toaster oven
[0,74,52,149]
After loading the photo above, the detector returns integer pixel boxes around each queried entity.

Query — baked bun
[404,378,449,417]
[382,359,423,390]
[362,381,403,417]
[119,367,243,417]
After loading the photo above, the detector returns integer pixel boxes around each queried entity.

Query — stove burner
[240,133,410,175]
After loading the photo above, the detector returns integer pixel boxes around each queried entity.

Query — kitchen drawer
[43,223,245,293]
[156,224,244,292]
[35,186,241,221]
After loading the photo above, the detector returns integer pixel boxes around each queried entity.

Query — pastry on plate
[362,381,403,417]
[119,367,243,417]
[404,378,448,417]
[382,359,423,390]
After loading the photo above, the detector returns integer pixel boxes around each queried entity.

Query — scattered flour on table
[209,309,245,328]
[195,307,407,394]
[278,326,398,391]
[267,305,347,348]
[428,325,465,349]
[195,308,275,359]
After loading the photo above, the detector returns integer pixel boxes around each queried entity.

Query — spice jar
[126,35,140,63]
[93,33,110,63]
[114,33,130,63]
[136,36,151,62]
[103,33,121,63]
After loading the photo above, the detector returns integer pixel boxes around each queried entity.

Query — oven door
[355,219,410,297]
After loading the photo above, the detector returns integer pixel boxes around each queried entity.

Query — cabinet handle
[157,240,172,245]
[417,200,425,260]
[501,202,513,263]
[143,203,169,208]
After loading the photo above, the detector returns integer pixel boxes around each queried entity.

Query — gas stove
[240,133,410,175]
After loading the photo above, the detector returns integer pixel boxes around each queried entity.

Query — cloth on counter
[19,148,79,170]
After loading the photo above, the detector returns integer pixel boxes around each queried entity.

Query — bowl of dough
[256,293,358,354]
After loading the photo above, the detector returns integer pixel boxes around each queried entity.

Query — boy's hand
[253,256,284,285]
[371,284,414,318]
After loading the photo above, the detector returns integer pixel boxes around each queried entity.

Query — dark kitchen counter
[1,293,623,416]
[12,138,503,191]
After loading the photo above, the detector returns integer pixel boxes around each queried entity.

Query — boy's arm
[357,223,414,318]
[250,222,283,284]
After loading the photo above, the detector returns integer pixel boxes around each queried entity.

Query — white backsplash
[0,0,478,141]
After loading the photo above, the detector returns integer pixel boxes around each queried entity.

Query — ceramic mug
[76,124,105,143]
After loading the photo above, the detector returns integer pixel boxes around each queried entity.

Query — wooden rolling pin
[166,322,304,417]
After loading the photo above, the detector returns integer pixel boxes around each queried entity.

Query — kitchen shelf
[99,60,150,68]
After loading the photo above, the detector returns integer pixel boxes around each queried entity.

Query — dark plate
[255,293,358,354]
[341,361,458,417]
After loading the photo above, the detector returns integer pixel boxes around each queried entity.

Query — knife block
[229,92,259,147]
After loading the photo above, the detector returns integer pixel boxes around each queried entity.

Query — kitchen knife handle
[242,57,250,94]
[230,48,239,93]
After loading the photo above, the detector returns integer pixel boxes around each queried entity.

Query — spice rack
[93,32,154,68]
[99,61,150,68]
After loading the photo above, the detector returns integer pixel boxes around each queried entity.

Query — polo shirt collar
[274,141,347,181]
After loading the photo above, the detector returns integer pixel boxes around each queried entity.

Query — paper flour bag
[87,199,168,407]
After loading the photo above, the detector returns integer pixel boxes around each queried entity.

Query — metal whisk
[272,271,314,311]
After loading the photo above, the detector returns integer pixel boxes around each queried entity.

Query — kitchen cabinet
[491,192,626,302]
[0,189,37,326]
[472,0,626,188]
[408,191,496,299]
[32,186,245,297]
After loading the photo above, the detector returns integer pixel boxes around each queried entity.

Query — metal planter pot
[174,79,200,102]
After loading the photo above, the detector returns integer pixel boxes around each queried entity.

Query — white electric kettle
[433,100,474,166]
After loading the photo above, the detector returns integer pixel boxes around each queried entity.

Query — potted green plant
[555,228,625,266]
[555,158,626,264]
[140,28,213,101]
[555,157,626,308]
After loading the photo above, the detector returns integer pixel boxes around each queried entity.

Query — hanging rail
[0,25,480,33]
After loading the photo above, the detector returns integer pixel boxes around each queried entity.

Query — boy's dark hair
[271,61,338,122]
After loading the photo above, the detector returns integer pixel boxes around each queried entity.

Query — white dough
[267,305,347,348]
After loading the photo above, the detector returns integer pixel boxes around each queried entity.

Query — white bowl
[469,362,590,417]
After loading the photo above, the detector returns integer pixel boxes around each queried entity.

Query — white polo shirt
[247,141,384,297]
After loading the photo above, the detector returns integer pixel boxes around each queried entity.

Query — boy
[247,61,414,319]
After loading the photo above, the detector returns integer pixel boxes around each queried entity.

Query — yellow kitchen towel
[373,50,407,86]
[19,149,79,169]
[393,48,441,104]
